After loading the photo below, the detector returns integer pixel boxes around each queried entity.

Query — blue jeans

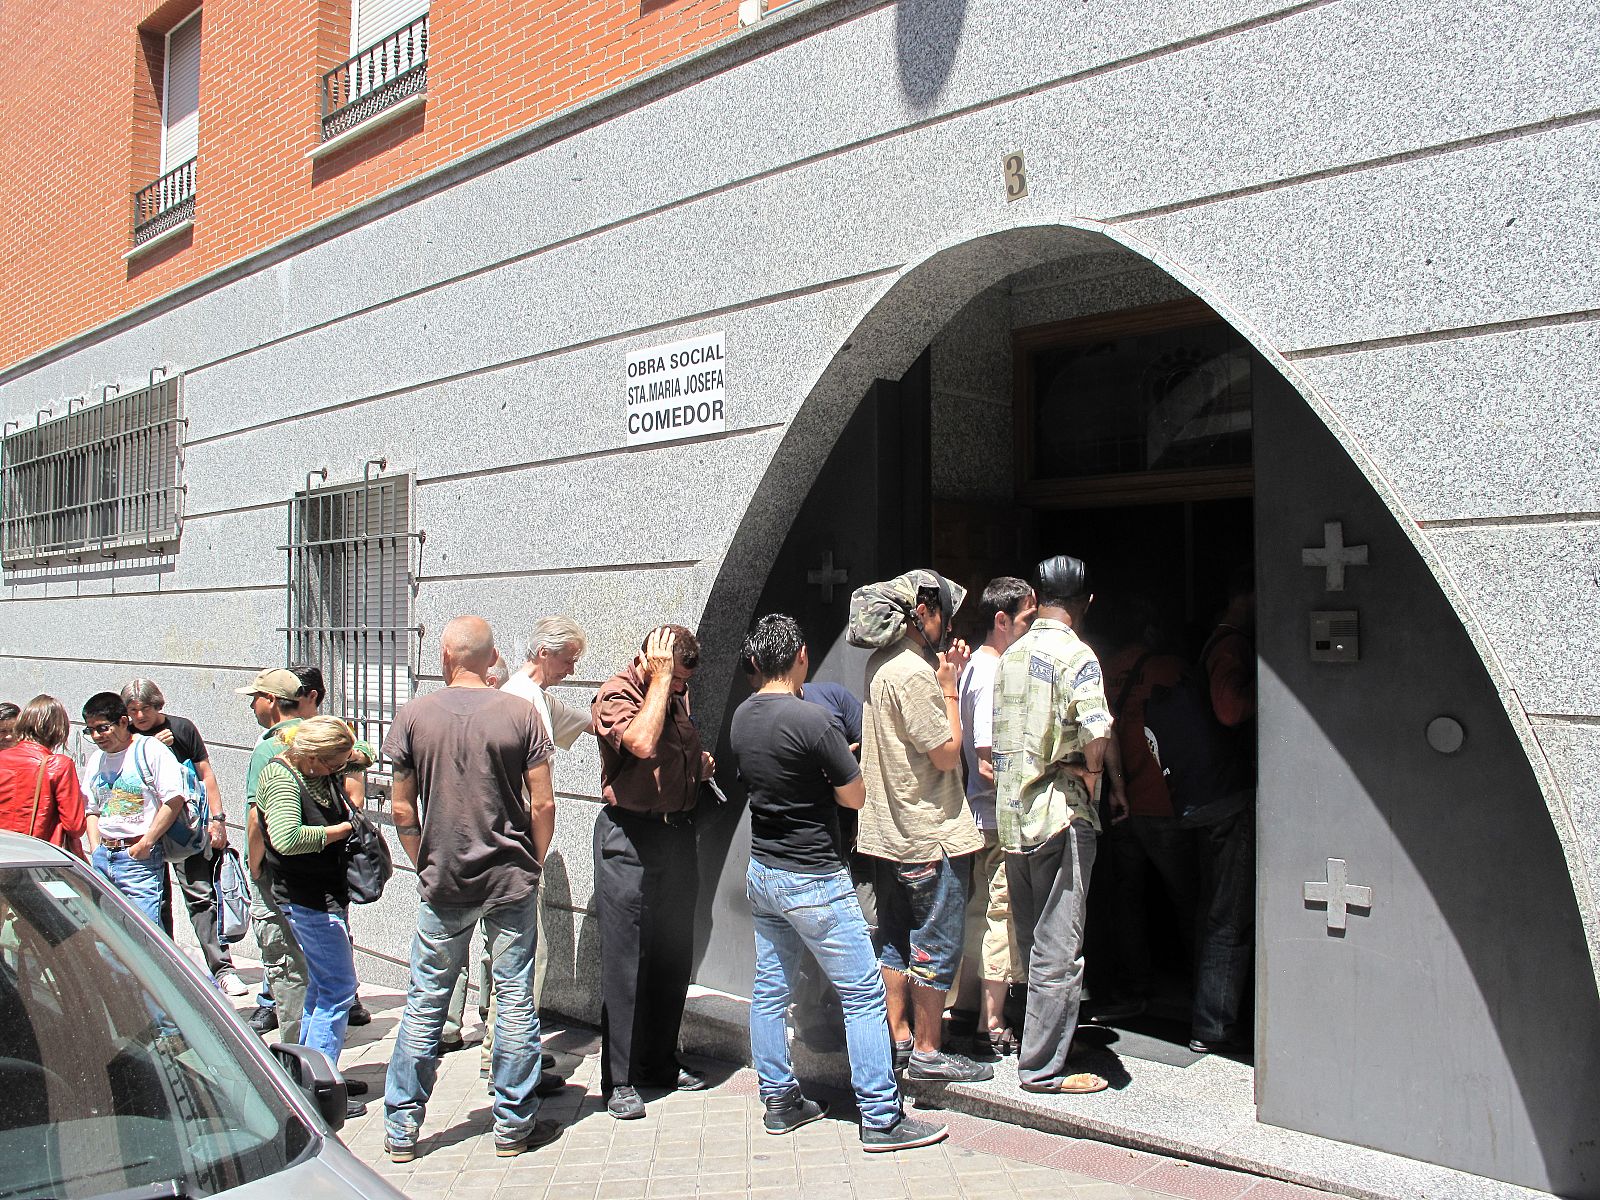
[869,851,971,991]
[1190,810,1255,1042]
[385,890,544,1146]
[92,842,167,928]
[747,860,901,1132]
[281,904,357,1065]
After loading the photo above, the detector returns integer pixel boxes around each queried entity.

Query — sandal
[977,1027,1019,1058]
[1020,1072,1109,1095]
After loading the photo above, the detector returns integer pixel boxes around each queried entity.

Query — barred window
[285,466,419,779]
[0,375,185,568]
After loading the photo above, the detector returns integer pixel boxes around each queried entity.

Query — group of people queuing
[734,553,1256,1129]
[0,550,1254,1164]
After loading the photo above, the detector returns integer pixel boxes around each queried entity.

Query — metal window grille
[0,375,185,567]
[284,464,420,781]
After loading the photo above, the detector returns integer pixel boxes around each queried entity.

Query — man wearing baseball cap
[235,668,313,1046]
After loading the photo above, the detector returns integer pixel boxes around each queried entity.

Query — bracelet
[943,692,958,701]
[208,815,226,824]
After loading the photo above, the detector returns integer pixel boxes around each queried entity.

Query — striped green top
[257,759,339,856]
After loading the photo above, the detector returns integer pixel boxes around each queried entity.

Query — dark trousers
[1190,809,1255,1042]
[160,849,234,978]
[593,806,699,1093]
[1105,815,1201,1000]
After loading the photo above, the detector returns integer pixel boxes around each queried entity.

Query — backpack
[133,737,210,862]
[213,846,251,943]
[1135,640,1251,827]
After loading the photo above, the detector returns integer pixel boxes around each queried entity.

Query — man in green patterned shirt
[993,555,1124,1095]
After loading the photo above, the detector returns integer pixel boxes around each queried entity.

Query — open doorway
[931,286,1261,1067]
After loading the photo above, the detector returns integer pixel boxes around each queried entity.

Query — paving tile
[544,1184,600,1200]
[1047,1141,1168,1185]
[696,1169,750,1191]
[595,1180,647,1200]
[1239,1180,1341,1199]
[1133,1160,1258,1200]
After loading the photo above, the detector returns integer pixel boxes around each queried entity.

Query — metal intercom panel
[1310,610,1359,663]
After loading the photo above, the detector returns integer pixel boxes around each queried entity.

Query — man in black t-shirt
[122,679,244,995]
[730,614,947,1154]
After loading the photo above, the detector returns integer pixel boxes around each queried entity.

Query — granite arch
[693,213,1600,1000]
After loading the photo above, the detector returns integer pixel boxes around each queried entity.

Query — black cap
[1035,555,1089,602]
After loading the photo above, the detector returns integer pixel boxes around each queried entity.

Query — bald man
[382,616,562,1160]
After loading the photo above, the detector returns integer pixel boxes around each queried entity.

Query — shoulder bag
[342,792,393,904]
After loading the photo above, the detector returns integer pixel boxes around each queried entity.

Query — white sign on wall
[625,332,726,446]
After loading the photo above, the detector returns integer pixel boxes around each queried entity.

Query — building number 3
[1003,151,1028,202]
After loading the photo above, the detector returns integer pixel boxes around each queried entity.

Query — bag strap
[1113,652,1154,718]
[27,754,48,839]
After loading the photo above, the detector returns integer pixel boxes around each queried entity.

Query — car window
[0,864,315,1199]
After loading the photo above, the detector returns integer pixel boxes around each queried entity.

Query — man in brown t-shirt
[591,624,715,1120]
[382,615,559,1161]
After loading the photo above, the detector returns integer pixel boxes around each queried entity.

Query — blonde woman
[255,715,364,1115]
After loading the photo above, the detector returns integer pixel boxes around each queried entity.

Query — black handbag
[342,795,393,904]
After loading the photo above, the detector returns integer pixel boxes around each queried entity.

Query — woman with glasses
[254,714,365,1118]
[0,695,86,856]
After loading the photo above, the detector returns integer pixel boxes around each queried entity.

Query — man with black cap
[848,569,991,1083]
[992,555,1124,1095]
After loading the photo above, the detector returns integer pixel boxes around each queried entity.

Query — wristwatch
[208,815,226,824]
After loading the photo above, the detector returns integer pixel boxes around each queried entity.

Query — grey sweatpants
[1006,821,1098,1088]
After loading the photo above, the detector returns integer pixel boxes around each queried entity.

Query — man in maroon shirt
[592,624,716,1120]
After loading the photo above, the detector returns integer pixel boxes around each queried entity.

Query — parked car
[0,831,405,1199]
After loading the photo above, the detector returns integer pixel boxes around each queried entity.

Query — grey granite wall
[0,0,1595,1082]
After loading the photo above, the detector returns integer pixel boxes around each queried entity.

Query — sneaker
[345,1098,368,1120]
[671,1066,709,1092]
[347,1001,372,1027]
[217,972,250,998]
[384,1139,416,1164]
[763,1092,828,1135]
[905,1049,994,1083]
[495,1119,563,1157]
[246,1005,278,1035]
[860,1115,949,1152]
[607,1085,646,1120]
[343,1079,370,1097]
[892,1038,913,1074]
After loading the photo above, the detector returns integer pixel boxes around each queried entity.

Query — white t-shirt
[82,734,186,841]
[502,672,590,750]
[958,649,1000,831]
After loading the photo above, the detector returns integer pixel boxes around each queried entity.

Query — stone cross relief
[1302,520,1369,591]
[807,551,849,603]
[1304,858,1374,934]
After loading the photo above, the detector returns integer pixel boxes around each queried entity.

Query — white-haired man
[504,616,595,748]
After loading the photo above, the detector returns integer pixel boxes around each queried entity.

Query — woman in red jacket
[0,695,86,856]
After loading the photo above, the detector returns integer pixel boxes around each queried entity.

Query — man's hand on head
[643,627,677,683]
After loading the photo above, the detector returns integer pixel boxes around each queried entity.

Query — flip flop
[1020,1072,1109,1095]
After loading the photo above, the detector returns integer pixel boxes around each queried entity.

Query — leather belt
[99,837,139,851]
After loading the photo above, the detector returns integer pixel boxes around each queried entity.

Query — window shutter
[162,13,202,173]
[352,0,429,53]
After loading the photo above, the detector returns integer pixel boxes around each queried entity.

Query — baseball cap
[234,668,304,701]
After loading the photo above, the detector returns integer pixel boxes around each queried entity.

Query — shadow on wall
[896,0,967,110]
[1255,368,1600,1195]
[536,848,603,1025]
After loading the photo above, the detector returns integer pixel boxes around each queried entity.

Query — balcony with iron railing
[318,14,429,146]
[130,157,197,251]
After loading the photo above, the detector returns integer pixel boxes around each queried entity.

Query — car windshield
[0,862,315,1199]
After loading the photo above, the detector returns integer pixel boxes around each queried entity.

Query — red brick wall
[0,0,742,369]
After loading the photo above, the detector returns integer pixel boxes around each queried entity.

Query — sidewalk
[291,983,1333,1200]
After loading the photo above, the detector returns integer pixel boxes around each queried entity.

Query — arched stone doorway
[689,224,1600,1195]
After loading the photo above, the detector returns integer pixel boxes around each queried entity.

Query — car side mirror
[270,1042,348,1131]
